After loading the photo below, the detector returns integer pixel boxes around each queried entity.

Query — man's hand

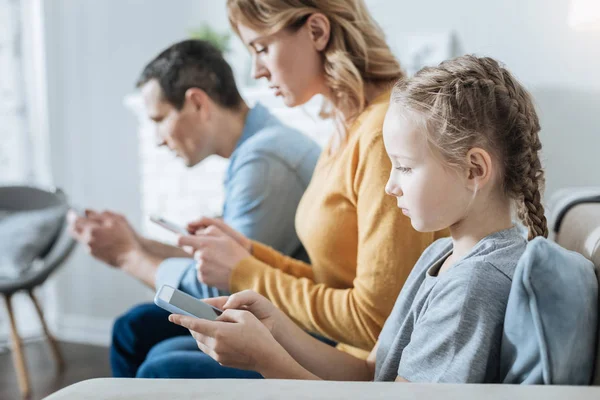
[67,209,143,268]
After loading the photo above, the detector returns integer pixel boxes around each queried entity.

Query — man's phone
[149,215,188,235]
[154,284,223,321]
[66,207,86,224]
[72,207,87,217]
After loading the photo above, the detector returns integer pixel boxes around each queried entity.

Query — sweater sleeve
[247,240,314,280]
[230,131,432,351]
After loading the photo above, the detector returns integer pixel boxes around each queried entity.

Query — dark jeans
[110,302,261,379]
[111,302,336,379]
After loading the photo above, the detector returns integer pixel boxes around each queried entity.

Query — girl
[136,0,447,379]
[171,55,548,383]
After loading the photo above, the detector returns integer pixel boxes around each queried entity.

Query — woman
[137,0,446,379]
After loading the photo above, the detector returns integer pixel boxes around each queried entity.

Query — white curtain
[0,0,33,183]
[0,0,52,343]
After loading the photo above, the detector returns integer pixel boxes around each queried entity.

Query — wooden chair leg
[28,289,64,370]
[4,294,31,399]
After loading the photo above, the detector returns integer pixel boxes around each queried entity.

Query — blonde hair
[227,0,403,136]
[392,55,548,240]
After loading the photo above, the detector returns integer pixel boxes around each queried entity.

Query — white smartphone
[149,214,188,235]
[154,284,223,321]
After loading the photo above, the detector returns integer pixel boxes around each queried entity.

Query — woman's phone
[149,215,188,235]
[154,285,223,321]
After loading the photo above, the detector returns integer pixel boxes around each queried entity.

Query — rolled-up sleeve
[155,258,194,291]
[155,258,223,299]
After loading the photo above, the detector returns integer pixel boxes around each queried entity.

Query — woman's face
[237,19,328,107]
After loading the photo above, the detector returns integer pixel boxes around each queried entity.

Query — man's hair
[136,39,243,110]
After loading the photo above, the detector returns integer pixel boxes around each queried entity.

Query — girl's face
[237,21,327,108]
[383,107,474,232]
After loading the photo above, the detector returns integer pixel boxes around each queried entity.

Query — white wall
[31,0,600,346]
[199,0,600,196]
[40,0,222,344]
[365,0,600,196]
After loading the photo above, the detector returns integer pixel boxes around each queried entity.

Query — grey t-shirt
[375,226,526,383]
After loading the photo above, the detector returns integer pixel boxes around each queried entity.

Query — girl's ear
[306,13,331,52]
[464,147,494,192]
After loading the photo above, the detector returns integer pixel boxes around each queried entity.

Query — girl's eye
[395,166,412,174]
[255,46,267,54]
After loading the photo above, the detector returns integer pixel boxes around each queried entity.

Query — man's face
[140,79,213,167]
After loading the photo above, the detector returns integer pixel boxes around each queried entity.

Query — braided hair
[392,55,548,239]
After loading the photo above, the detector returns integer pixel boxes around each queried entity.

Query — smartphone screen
[170,289,223,319]
[149,215,188,235]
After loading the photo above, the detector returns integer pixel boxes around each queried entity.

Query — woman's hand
[186,217,252,252]
[169,308,285,373]
[178,226,252,291]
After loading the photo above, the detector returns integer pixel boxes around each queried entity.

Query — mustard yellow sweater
[229,91,447,358]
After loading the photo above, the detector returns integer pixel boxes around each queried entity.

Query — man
[68,39,320,377]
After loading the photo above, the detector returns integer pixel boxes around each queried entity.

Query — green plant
[189,23,231,53]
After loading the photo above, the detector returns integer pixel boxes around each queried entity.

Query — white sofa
[44,378,600,400]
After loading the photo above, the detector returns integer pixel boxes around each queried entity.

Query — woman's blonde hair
[392,55,548,240]
[226,0,403,134]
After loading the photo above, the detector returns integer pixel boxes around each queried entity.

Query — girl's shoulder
[443,227,528,285]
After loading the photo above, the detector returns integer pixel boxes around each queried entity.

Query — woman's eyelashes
[253,45,267,54]
[395,166,412,174]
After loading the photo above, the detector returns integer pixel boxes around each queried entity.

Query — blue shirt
[155,103,321,296]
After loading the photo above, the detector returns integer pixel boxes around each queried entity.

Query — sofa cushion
[555,202,600,385]
[500,237,598,385]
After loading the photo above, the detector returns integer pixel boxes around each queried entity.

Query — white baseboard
[0,287,112,348]
[0,321,44,342]
[0,292,45,344]
[51,313,113,347]
[0,315,113,349]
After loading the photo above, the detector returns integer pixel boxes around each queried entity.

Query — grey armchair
[0,185,77,399]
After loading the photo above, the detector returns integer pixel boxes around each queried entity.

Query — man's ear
[464,147,494,192]
[306,13,330,52]
[184,88,211,119]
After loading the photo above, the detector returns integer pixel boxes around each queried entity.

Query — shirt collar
[233,102,270,152]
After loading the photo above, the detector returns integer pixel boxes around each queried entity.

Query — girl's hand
[169,309,283,373]
[186,217,252,252]
[205,290,284,339]
[178,227,251,291]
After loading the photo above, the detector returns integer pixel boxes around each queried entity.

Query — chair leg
[27,289,64,370]
[4,294,31,399]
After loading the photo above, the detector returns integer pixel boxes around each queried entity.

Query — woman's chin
[281,95,299,108]
[280,92,314,108]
